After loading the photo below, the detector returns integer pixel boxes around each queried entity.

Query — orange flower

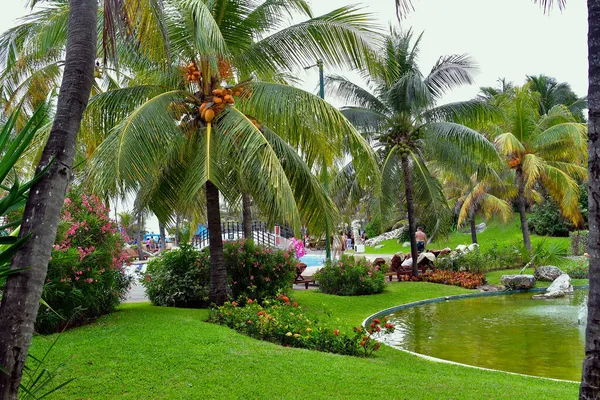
[231,301,238,307]
[334,329,339,336]
[247,299,253,304]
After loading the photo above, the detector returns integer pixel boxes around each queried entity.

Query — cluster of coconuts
[200,87,241,123]
[508,156,520,168]
[185,63,201,82]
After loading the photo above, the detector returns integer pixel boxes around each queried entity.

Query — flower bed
[398,270,485,289]
[208,294,394,357]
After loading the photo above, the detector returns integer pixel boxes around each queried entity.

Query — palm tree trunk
[206,181,227,305]
[159,222,166,252]
[581,1,600,397]
[242,192,253,240]
[401,155,419,277]
[175,214,180,247]
[470,213,478,244]
[136,210,144,260]
[516,166,532,251]
[0,1,97,397]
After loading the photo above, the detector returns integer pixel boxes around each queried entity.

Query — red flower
[232,301,238,307]
[385,323,394,329]
[334,329,339,336]
[373,318,380,324]
[360,341,366,347]
[247,299,253,304]
[292,302,298,307]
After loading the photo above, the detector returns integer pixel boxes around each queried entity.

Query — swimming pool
[299,255,326,267]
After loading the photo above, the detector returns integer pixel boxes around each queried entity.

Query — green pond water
[382,290,587,381]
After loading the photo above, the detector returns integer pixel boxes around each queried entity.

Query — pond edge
[362,284,590,384]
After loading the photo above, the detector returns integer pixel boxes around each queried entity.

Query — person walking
[415,227,427,253]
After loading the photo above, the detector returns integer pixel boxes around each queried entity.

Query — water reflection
[383,291,587,380]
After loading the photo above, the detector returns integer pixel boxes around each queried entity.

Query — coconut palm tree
[79,1,380,304]
[493,84,587,251]
[527,74,587,121]
[325,29,498,276]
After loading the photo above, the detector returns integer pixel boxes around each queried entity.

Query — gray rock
[532,274,573,299]
[478,284,505,292]
[534,266,565,282]
[501,274,536,290]
[402,242,410,247]
[365,227,404,247]
[374,245,384,249]
[475,222,487,233]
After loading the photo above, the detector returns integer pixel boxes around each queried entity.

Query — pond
[381,290,587,381]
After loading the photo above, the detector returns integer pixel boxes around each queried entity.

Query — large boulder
[534,266,565,282]
[532,274,573,299]
[501,274,536,290]
[475,222,487,233]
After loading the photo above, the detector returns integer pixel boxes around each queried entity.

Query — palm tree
[326,29,498,276]
[527,74,587,121]
[0,1,97,396]
[493,84,587,251]
[81,1,379,304]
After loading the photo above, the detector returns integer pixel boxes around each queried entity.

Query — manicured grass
[485,267,588,288]
[365,218,570,254]
[32,282,579,399]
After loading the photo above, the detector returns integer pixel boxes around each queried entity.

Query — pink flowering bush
[315,255,386,296]
[37,188,132,334]
[224,239,298,302]
[289,237,305,258]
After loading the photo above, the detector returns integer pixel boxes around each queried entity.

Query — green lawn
[32,282,579,399]
[365,218,571,254]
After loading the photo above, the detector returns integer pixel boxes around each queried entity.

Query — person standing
[415,227,427,253]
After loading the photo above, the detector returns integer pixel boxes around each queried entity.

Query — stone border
[362,285,589,384]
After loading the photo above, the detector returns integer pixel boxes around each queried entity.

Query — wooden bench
[293,263,315,289]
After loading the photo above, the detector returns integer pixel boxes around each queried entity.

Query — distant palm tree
[527,74,587,121]
[493,84,587,250]
[326,29,498,276]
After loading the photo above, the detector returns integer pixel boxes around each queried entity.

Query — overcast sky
[0,0,589,231]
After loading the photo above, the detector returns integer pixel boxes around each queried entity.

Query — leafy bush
[528,199,571,237]
[398,270,485,289]
[315,255,386,296]
[396,225,410,243]
[436,243,527,273]
[208,295,394,357]
[565,258,589,279]
[364,217,381,239]
[143,245,211,307]
[570,230,589,256]
[224,239,297,301]
[38,190,132,334]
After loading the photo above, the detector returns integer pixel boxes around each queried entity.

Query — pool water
[382,290,587,381]
[299,255,326,267]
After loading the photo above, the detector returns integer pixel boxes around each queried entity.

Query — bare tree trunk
[159,222,166,252]
[242,192,253,240]
[516,166,532,251]
[470,213,478,244]
[581,1,600,397]
[401,155,418,277]
[0,1,97,397]
[206,181,227,305]
[136,206,144,260]
[175,214,180,247]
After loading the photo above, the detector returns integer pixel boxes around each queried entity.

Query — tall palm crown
[326,29,497,275]
[492,83,587,249]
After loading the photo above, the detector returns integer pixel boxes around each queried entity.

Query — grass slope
[365,219,570,254]
[33,283,578,399]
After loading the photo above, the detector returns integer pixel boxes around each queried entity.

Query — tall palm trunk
[401,155,418,277]
[159,223,166,252]
[174,214,180,247]
[136,207,144,260]
[206,181,227,305]
[581,1,600,397]
[0,0,97,397]
[242,192,253,240]
[515,166,532,251]
[470,212,478,244]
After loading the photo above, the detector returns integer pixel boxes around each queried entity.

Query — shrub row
[398,270,486,289]
[314,255,387,296]
[436,243,528,273]
[208,294,394,357]
[143,239,298,306]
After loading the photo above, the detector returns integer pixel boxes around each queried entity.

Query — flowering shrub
[289,237,305,258]
[396,270,485,289]
[38,189,132,334]
[224,239,298,302]
[143,245,211,307]
[315,255,386,296]
[565,257,589,279]
[208,294,394,356]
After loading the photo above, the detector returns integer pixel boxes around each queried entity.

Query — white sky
[1,0,589,232]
